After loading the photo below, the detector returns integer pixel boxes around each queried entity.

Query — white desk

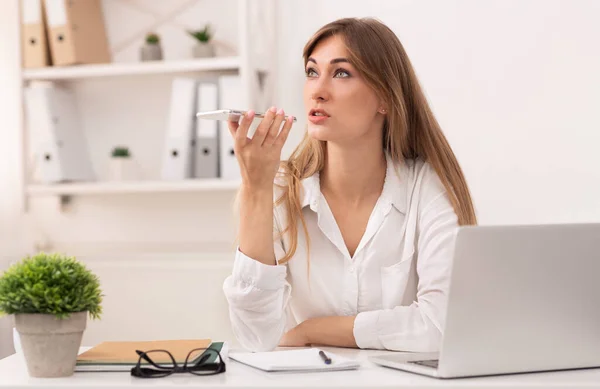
[1,347,600,389]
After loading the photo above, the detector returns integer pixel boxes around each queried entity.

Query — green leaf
[145,33,160,45]
[187,25,213,43]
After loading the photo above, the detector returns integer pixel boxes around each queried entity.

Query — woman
[223,17,477,353]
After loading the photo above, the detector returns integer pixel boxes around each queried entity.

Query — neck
[321,142,387,206]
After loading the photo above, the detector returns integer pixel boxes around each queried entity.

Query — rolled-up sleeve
[223,247,291,352]
[353,179,459,352]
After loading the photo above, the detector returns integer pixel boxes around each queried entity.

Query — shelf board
[23,57,241,81]
[27,179,241,196]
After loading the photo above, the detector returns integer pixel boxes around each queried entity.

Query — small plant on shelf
[109,146,137,181]
[187,24,216,58]
[187,25,213,43]
[140,32,163,61]
[111,146,130,158]
[145,32,160,45]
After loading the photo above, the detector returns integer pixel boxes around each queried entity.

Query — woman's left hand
[279,323,310,347]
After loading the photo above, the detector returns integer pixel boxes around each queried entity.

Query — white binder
[24,82,94,184]
[161,77,198,180]
[218,75,243,181]
[194,81,219,178]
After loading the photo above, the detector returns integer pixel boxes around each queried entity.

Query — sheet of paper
[229,348,360,372]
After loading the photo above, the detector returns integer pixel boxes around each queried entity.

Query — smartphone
[196,109,297,122]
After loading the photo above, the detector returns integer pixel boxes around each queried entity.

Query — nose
[310,77,330,103]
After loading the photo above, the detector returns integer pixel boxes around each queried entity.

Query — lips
[309,108,330,118]
[308,108,330,124]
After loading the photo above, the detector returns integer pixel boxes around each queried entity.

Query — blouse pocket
[380,251,414,309]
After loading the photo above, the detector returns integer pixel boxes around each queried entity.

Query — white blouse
[223,155,460,352]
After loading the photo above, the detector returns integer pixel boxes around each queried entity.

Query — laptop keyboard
[408,359,439,369]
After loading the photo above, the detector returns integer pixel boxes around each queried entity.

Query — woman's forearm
[302,316,358,348]
[238,184,276,266]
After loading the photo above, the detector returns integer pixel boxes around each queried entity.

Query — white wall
[1,0,600,358]
[278,0,600,225]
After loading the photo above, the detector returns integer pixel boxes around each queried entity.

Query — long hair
[275,17,477,264]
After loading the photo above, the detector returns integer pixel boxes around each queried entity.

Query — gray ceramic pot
[192,42,215,58]
[15,312,87,377]
[140,44,163,61]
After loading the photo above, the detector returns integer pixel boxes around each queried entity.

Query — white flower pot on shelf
[108,157,137,181]
[192,42,215,58]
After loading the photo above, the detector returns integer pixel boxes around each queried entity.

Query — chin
[307,124,335,141]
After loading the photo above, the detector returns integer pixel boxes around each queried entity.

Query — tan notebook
[77,339,212,365]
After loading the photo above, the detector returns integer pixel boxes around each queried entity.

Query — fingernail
[246,110,254,117]
[270,106,277,113]
[277,108,284,115]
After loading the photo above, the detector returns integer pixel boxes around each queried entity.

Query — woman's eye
[334,69,350,78]
[306,68,318,77]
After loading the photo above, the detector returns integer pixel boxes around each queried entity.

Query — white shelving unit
[23,56,241,81]
[18,0,276,208]
[9,0,275,335]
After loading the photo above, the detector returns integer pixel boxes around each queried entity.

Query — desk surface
[1,346,600,389]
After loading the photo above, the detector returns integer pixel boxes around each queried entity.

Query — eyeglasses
[130,347,226,378]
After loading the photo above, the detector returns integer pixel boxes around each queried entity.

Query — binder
[43,0,111,66]
[161,78,198,180]
[24,82,95,184]
[218,75,244,181]
[21,0,51,68]
[194,81,219,179]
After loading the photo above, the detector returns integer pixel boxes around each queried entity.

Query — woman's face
[303,35,384,145]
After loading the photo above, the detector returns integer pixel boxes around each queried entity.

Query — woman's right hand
[228,106,294,191]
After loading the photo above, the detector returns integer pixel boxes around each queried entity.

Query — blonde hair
[274,17,477,264]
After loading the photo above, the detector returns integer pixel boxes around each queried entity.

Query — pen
[319,350,332,365]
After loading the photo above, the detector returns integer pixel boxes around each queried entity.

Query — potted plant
[108,146,136,181]
[140,32,163,61]
[187,24,215,58]
[0,253,103,377]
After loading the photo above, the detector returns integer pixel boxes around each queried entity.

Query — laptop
[369,223,600,379]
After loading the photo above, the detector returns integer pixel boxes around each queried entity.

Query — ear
[377,98,388,114]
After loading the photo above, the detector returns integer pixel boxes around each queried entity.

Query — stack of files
[75,339,227,372]
[229,348,360,373]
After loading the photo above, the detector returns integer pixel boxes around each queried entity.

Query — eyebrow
[307,57,350,65]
